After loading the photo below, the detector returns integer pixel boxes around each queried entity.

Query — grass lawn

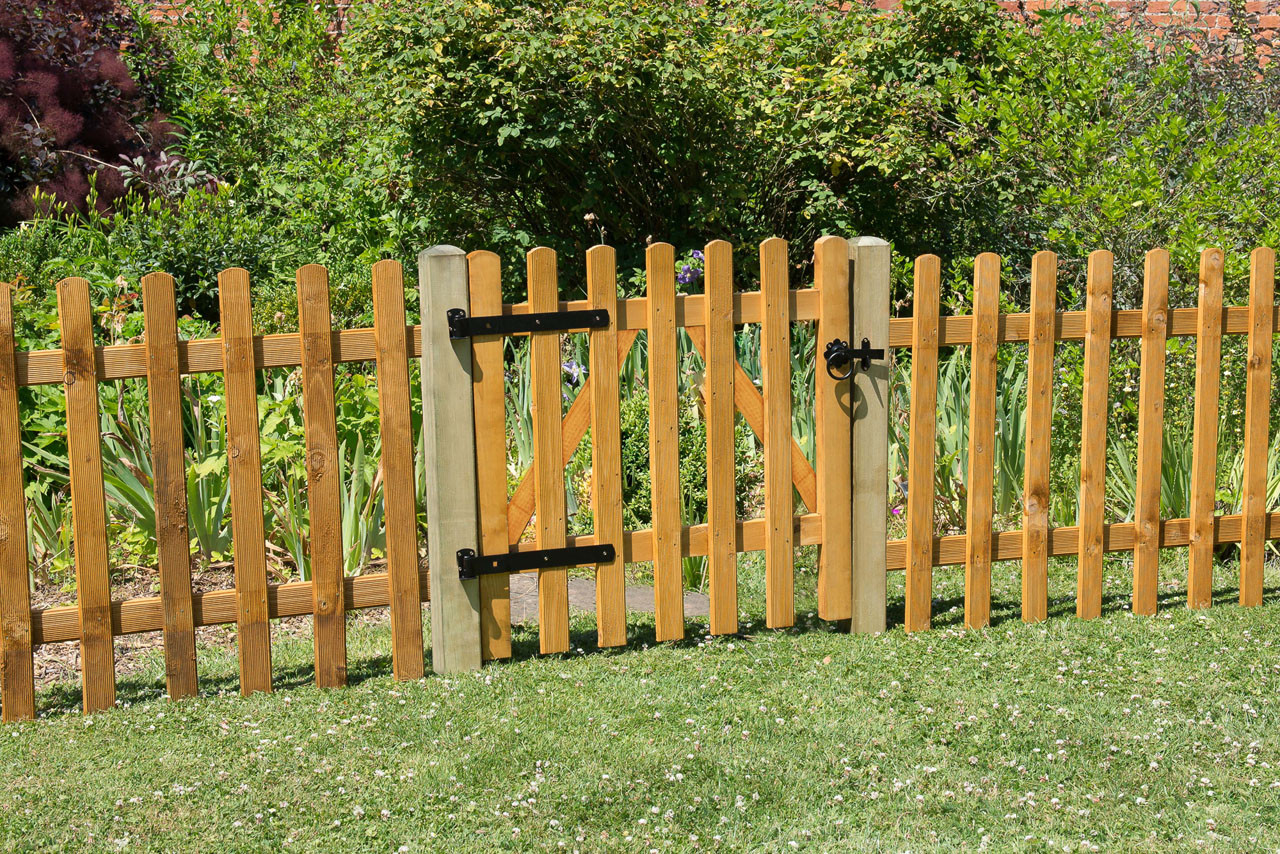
[3,552,1280,852]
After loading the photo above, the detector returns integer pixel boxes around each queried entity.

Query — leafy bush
[0,0,176,225]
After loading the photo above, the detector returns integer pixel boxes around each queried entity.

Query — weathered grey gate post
[419,246,483,673]
[850,237,891,633]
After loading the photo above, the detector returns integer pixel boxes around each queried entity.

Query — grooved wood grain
[1133,250,1169,616]
[1188,248,1224,609]
[702,240,738,635]
[528,247,571,654]
[0,284,33,720]
[141,272,198,699]
[964,254,999,630]
[814,236,851,622]
[467,251,512,660]
[905,256,941,632]
[587,245,628,647]
[297,264,347,687]
[1240,248,1275,608]
[1022,251,1057,623]
[57,277,117,712]
[648,243,685,642]
[218,268,273,695]
[371,259,425,679]
[760,238,794,629]
[1077,251,1113,620]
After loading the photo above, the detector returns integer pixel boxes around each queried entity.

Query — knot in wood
[307,449,328,475]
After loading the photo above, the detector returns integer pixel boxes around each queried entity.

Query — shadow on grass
[883,569,1280,632]
[39,648,403,716]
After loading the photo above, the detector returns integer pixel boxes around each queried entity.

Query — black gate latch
[822,337,885,381]
[457,544,617,579]
[447,308,610,340]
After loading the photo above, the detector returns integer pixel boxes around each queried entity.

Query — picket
[141,272,199,699]
[586,245,628,648]
[1239,247,1275,608]
[760,238,794,629]
[528,247,571,654]
[648,243,685,642]
[0,284,33,721]
[467,251,512,660]
[703,240,738,635]
[815,235,851,622]
[1132,249,1170,617]
[371,259,426,679]
[905,255,941,633]
[1077,251,1113,620]
[218,268,274,695]
[297,265,347,687]
[1021,251,1057,623]
[1188,248,1224,610]
[964,253,1000,629]
[58,278,118,712]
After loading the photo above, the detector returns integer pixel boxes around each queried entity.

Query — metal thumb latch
[823,337,884,381]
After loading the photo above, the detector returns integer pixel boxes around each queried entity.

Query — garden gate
[420,237,892,668]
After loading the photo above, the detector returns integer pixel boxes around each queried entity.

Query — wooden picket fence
[1,238,1277,721]
[0,261,430,719]
[899,247,1279,632]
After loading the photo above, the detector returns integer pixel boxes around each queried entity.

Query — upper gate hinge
[447,308,610,340]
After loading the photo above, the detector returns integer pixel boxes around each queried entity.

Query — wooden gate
[420,237,891,668]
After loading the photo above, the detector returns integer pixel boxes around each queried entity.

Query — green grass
[3,552,1280,852]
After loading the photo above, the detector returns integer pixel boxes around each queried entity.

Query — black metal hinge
[456,544,617,579]
[447,308,610,340]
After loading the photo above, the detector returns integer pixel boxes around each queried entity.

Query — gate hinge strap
[457,544,617,579]
[447,308,610,339]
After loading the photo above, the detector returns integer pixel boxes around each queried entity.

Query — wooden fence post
[849,237,890,633]
[419,245,483,674]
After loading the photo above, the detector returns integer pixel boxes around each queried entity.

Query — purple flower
[677,264,695,285]
[692,249,704,262]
